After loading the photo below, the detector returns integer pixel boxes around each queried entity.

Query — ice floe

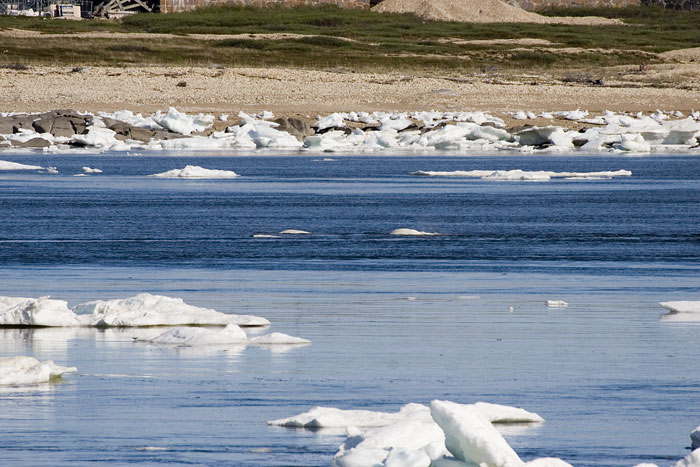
[659,301,700,322]
[279,229,310,235]
[82,166,103,174]
[0,160,44,170]
[390,229,439,236]
[151,107,215,135]
[0,356,76,386]
[0,293,269,327]
[676,449,700,467]
[692,427,700,450]
[149,165,240,179]
[272,400,554,467]
[411,170,631,181]
[73,293,269,327]
[137,325,309,346]
[546,300,568,308]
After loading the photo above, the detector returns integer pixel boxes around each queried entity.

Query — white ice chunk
[149,165,240,178]
[72,126,129,150]
[411,170,631,180]
[151,107,214,135]
[676,449,700,467]
[659,301,700,322]
[390,229,439,236]
[555,110,589,121]
[82,166,103,174]
[430,400,523,466]
[279,229,310,235]
[0,160,44,170]
[472,402,545,424]
[485,170,551,181]
[140,324,248,344]
[249,332,311,345]
[0,356,76,386]
[268,403,430,429]
[616,134,651,152]
[383,448,431,467]
[73,293,269,327]
[546,301,568,308]
[317,113,346,131]
[0,296,81,327]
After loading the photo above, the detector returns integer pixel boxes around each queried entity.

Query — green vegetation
[0,5,697,72]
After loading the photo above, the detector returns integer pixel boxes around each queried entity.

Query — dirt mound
[373,0,621,25]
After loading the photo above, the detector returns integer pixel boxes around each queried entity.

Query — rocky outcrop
[642,0,700,9]
[274,117,314,141]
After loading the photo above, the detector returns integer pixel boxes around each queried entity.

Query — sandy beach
[2,65,699,121]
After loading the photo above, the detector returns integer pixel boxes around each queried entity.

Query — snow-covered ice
[279,229,310,235]
[271,401,549,467]
[659,301,700,322]
[411,170,631,181]
[82,166,103,174]
[676,449,700,467]
[149,165,240,178]
[0,296,82,326]
[138,325,309,346]
[151,107,214,135]
[0,356,76,386]
[546,301,568,308]
[390,229,439,236]
[73,293,269,327]
[0,293,269,327]
[0,160,44,170]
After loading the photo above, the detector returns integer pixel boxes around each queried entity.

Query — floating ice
[317,113,346,131]
[151,107,214,135]
[411,170,631,181]
[659,301,700,322]
[274,400,551,467]
[0,296,81,327]
[250,332,311,345]
[546,301,568,308]
[390,229,439,236]
[0,356,76,386]
[72,126,129,150]
[431,400,523,466]
[0,160,44,170]
[82,166,103,174]
[253,234,281,238]
[73,293,269,327]
[149,165,240,179]
[692,427,700,450]
[676,449,700,467]
[279,229,310,235]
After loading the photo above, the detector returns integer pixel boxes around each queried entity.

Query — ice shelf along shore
[0,293,269,327]
[0,356,76,386]
[269,401,700,467]
[1,108,699,154]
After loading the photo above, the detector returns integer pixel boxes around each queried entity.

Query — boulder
[32,118,54,134]
[274,117,314,140]
[129,127,155,142]
[18,137,51,148]
[11,116,35,133]
[51,117,77,138]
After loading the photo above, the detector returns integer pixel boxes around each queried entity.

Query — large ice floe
[411,170,632,181]
[149,165,240,178]
[269,400,561,467]
[0,293,269,327]
[390,228,440,236]
[1,108,698,154]
[0,160,45,170]
[0,356,76,386]
[136,325,310,346]
[658,301,700,322]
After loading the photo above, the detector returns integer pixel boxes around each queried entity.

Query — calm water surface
[0,152,699,466]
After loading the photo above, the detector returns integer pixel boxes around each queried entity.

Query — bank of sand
[1,65,699,125]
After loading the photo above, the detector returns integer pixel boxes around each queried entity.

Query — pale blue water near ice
[0,152,699,466]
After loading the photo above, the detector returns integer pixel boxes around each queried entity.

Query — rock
[51,117,77,138]
[274,117,314,140]
[129,127,155,142]
[18,137,50,148]
[108,122,133,136]
[0,117,17,134]
[32,118,54,134]
[11,116,35,133]
[152,129,185,140]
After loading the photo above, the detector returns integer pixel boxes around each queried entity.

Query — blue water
[0,152,699,466]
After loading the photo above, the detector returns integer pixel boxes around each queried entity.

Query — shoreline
[2,65,699,119]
